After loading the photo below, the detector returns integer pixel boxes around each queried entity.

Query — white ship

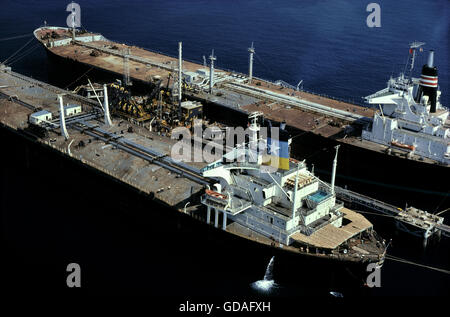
[362,43,449,165]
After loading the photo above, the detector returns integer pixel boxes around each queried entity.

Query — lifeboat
[205,189,228,200]
[391,141,415,151]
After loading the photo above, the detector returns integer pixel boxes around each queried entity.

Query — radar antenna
[407,41,425,79]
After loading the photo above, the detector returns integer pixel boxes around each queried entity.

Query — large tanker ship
[32,26,449,211]
[0,64,387,293]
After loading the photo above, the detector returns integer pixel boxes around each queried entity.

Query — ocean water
[0,0,449,106]
[1,0,449,299]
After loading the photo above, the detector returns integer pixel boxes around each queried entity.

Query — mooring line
[0,34,32,42]
[385,255,450,275]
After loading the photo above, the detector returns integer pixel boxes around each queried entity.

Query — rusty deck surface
[0,68,205,209]
[247,79,375,117]
[35,29,376,137]
[51,40,208,86]
[34,29,429,167]
[242,101,343,138]
[36,28,95,37]
[0,67,390,261]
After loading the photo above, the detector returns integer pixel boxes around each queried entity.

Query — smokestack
[427,50,434,67]
[416,50,438,113]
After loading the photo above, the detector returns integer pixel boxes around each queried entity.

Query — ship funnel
[427,50,434,67]
[416,50,438,113]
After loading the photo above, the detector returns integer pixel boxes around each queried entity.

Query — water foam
[251,256,277,292]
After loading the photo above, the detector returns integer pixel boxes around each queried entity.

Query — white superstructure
[362,45,449,164]
[29,110,52,125]
[200,113,358,247]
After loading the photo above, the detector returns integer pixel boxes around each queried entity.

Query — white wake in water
[251,256,278,293]
[252,279,276,292]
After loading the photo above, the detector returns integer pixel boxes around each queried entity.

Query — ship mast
[209,50,216,94]
[248,42,255,83]
[178,42,183,119]
[331,145,340,195]
[292,162,300,219]
[123,47,132,87]
[406,41,425,80]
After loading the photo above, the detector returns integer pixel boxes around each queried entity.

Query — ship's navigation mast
[248,42,255,83]
[407,41,425,79]
[247,111,264,164]
[209,50,216,94]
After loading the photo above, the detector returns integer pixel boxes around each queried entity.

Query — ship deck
[0,67,206,209]
[51,40,208,86]
[289,207,372,250]
[0,66,391,260]
[35,27,99,39]
[34,27,446,168]
[35,27,376,139]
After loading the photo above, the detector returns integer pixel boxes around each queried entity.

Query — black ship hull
[292,133,450,212]
[1,122,378,296]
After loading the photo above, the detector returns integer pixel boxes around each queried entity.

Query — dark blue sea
[1,0,449,106]
[1,0,449,301]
